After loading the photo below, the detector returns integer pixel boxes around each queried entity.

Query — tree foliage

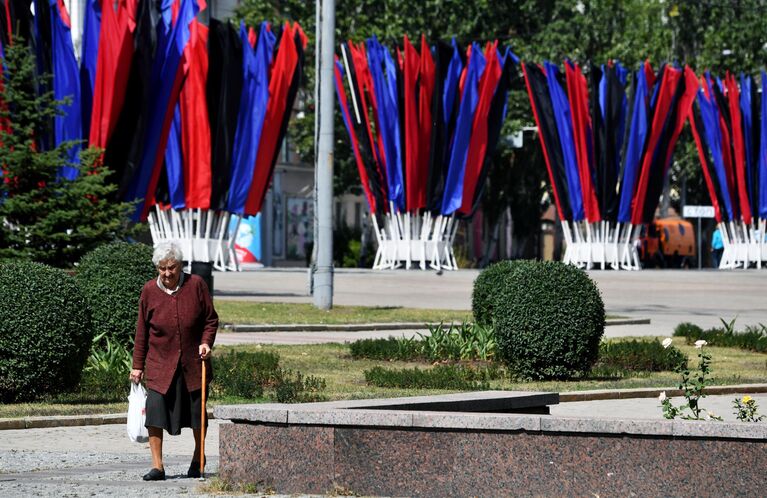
[0,39,135,267]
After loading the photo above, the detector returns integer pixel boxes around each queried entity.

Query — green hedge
[363,364,502,390]
[0,261,94,402]
[594,339,686,375]
[211,350,281,399]
[348,337,422,361]
[673,320,767,352]
[76,242,156,347]
[490,260,605,380]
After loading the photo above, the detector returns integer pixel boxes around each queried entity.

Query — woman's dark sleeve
[200,281,218,347]
[132,289,149,370]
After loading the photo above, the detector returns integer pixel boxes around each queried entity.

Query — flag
[207,18,243,211]
[545,61,584,221]
[50,0,82,179]
[441,43,484,215]
[179,20,211,209]
[617,67,649,223]
[522,61,571,221]
[458,42,502,216]
[126,0,196,220]
[226,21,274,215]
[80,0,100,141]
[367,36,403,212]
[244,22,307,216]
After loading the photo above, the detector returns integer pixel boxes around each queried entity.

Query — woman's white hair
[152,242,184,266]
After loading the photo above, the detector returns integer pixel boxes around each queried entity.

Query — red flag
[458,42,501,215]
[90,0,137,148]
[335,56,379,213]
[243,23,307,216]
[631,66,681,225]
[566,61,599,222]
[402,35,420,211]
[414,34,434,211]
[179,21,211,209]
[725,73,752,224]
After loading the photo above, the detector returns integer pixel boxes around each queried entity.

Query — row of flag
[0,0,305,221]
[334,36,518,218]
[523,60,698,226]
[690,71,767,225]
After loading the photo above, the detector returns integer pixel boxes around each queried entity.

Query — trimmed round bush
[472,260,521,326]
[491,260,605,380]
[76,242,156,346]
[0,261,94,402]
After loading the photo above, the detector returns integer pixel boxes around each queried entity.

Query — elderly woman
[130,242,218,481]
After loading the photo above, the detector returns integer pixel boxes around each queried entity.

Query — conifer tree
[0,39,135,267]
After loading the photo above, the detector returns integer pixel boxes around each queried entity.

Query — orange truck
[638,217,696,268]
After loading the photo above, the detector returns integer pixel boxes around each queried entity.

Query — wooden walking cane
[200,358,206,481]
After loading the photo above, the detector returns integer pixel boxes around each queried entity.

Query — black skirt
[145,363,208,436]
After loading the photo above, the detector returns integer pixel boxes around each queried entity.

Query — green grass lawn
[214,300,473,325]
[213,300,622,325]
[4,338,763,419]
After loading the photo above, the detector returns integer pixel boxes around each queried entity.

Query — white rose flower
[695,340,708,349]
[662,338,673,349]
[658,391,667,402]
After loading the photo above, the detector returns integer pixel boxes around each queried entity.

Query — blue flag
[441,43,484,215]
[739,74,755,208]
[80,0,100,141]
[50,0,82,179]
[545,61,584,221]
[699,74,734,221]
[227,22,276,214]
[165,105,186,209]
[367,37,404,211]
[442,38,463,128]
[617,68,648,223]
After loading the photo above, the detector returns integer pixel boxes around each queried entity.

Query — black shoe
[143,468,165,481]
[187,461,202,478]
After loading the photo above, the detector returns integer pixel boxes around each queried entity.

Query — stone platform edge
[4,384,766,432]
[214,388,767,441]
[223,317,650,332]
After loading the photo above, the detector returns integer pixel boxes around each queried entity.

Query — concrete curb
[4,384,767,431]
[223,317,650,332]
[0,410,214,431]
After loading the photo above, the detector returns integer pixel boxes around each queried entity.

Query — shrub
[0,261,94,402]
[211,350,281,399]
[76,332,134,402]
[673,322,704,339]
[349,336,422,361]
[419,322,497,361]
[594,339,687,375]
[472,260,520,326]
[491,260,605,380]
[363,364,502,390]
[76,242,156,347]
[673,318,767,353]
[274,370,327,403]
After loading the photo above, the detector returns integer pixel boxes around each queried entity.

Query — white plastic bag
[127,382,149,443]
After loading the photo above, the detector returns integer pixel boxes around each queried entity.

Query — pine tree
[0,39,136,267]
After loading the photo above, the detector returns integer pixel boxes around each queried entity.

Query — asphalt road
[213,267,767,338]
